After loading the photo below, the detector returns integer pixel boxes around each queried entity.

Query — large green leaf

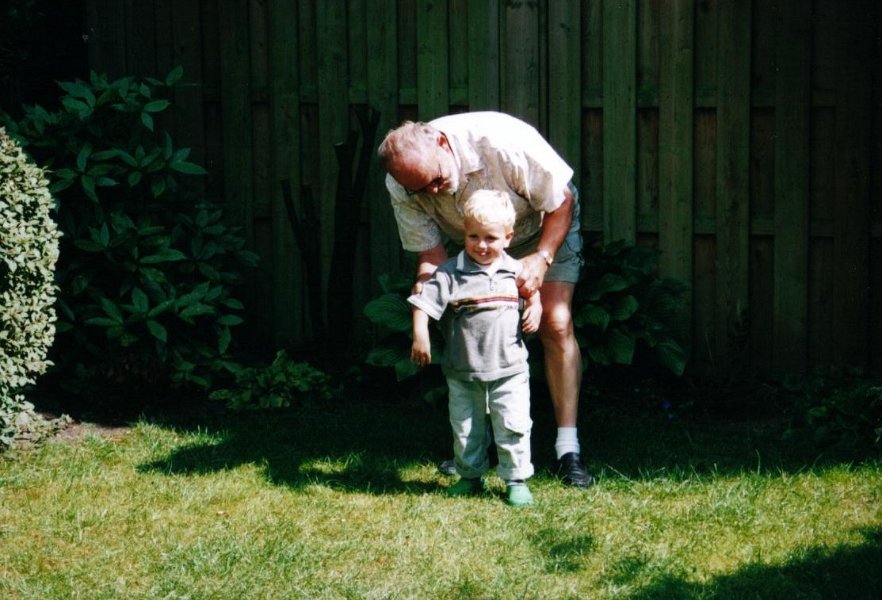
[365,338,409,367]
[607,327,636,365]
[363,293,412,333]
[394,358,420,381]
[586,273,629,301]
[656,338,688,376]
[574,304,610,331]
[610,294,639,321]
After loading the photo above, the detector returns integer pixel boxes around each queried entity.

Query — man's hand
[516,252,549,298]
[414,244,447,295]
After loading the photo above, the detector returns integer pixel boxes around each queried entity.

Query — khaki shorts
[508,183,584,284]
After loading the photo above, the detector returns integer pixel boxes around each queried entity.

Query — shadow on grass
[132,388,878,498]
[136,400,457,495]
[625,526,882,599]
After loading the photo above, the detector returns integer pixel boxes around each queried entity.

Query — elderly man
[377,111,592,488]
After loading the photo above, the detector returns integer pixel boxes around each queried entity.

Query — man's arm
[412,244,448,294]
[517,189,575,295]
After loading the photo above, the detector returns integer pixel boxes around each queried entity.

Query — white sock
[555,427,580,459]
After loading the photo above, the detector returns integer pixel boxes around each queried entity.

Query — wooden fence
[82,0,881,375]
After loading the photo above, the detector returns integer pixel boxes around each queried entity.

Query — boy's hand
[521,291,542,334]
[411,336,432,367]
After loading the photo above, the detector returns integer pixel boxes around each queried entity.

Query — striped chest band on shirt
[450,294,520,313]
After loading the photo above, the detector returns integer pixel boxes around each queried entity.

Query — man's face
[463,217,512,266]
[389,136,459,196]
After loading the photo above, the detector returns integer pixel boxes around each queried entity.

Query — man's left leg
[539,281,593,488]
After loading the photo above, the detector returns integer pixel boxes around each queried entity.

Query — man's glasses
[404,164,444,196]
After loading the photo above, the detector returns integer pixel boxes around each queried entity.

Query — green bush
[2,69,258,399]
[0,126,62,449]
[574,242,689,376]
[209,350,338,410]
[362,273,447,404]
[782,367,882,454]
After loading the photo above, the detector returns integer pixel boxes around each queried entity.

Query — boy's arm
[411,308,433,366]
[521,290,542,334]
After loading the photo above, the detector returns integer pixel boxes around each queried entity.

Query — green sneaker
[505,483,534,507]
[446,478,485,497]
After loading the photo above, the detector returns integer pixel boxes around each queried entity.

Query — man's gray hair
[377,121,439,166]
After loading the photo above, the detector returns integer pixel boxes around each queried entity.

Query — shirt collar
[455,250,520,275]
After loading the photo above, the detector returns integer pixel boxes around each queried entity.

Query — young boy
[408,190,542,507]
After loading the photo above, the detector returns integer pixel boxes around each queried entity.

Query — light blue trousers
[447,371,534,481]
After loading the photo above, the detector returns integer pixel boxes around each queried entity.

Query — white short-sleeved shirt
[387,112,574,253]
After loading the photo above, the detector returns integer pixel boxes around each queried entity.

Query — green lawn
[1,398,880,599]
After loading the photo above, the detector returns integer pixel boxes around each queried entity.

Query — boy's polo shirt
[408,251,528,382]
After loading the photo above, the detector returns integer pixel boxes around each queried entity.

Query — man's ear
[438,133,450,150]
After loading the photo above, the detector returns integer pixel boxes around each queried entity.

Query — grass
[1,396,880,599]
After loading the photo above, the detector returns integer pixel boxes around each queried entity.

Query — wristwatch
[538,249,554,266]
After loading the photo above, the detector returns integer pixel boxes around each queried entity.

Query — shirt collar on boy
[455,250,521,277]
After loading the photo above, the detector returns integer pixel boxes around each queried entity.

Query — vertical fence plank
[86,0,128,78]
[171,2,205,166]
[448,0,469,108]
[468,0,500,111]
[749,108,775,370]
[268,0,305,344]
[872,1,882,374]
[693,0,717,107]
[658,0,694,339]
[603,0,636,243]
[548,0,582,186]
[126,0,156,77]
[218,0,254,234]
[809,106,835,368]
[582,0,602,107]
[833,0,873,367]
[416,0,449,120]
[218,0,256,338]
[316,0,350,318]
[773,0,811,372]
[713,1,751,366]
[582,3,603,233]
[501,0,540,125]
[367,0,404,284]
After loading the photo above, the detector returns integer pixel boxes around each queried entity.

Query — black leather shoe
[557,452,594,488]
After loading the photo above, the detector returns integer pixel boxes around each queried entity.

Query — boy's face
[463,217,512,266]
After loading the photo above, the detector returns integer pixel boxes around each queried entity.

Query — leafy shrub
[362,273,448,404]
[782,367,882,454]
[574,242,689,376]
[209,350,338,410]
[2,69,257,398]
[0,126,63,449]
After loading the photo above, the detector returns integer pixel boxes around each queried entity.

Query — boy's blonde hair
[462,190,516,232]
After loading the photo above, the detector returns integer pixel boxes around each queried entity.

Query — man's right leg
[539,281,593,488]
